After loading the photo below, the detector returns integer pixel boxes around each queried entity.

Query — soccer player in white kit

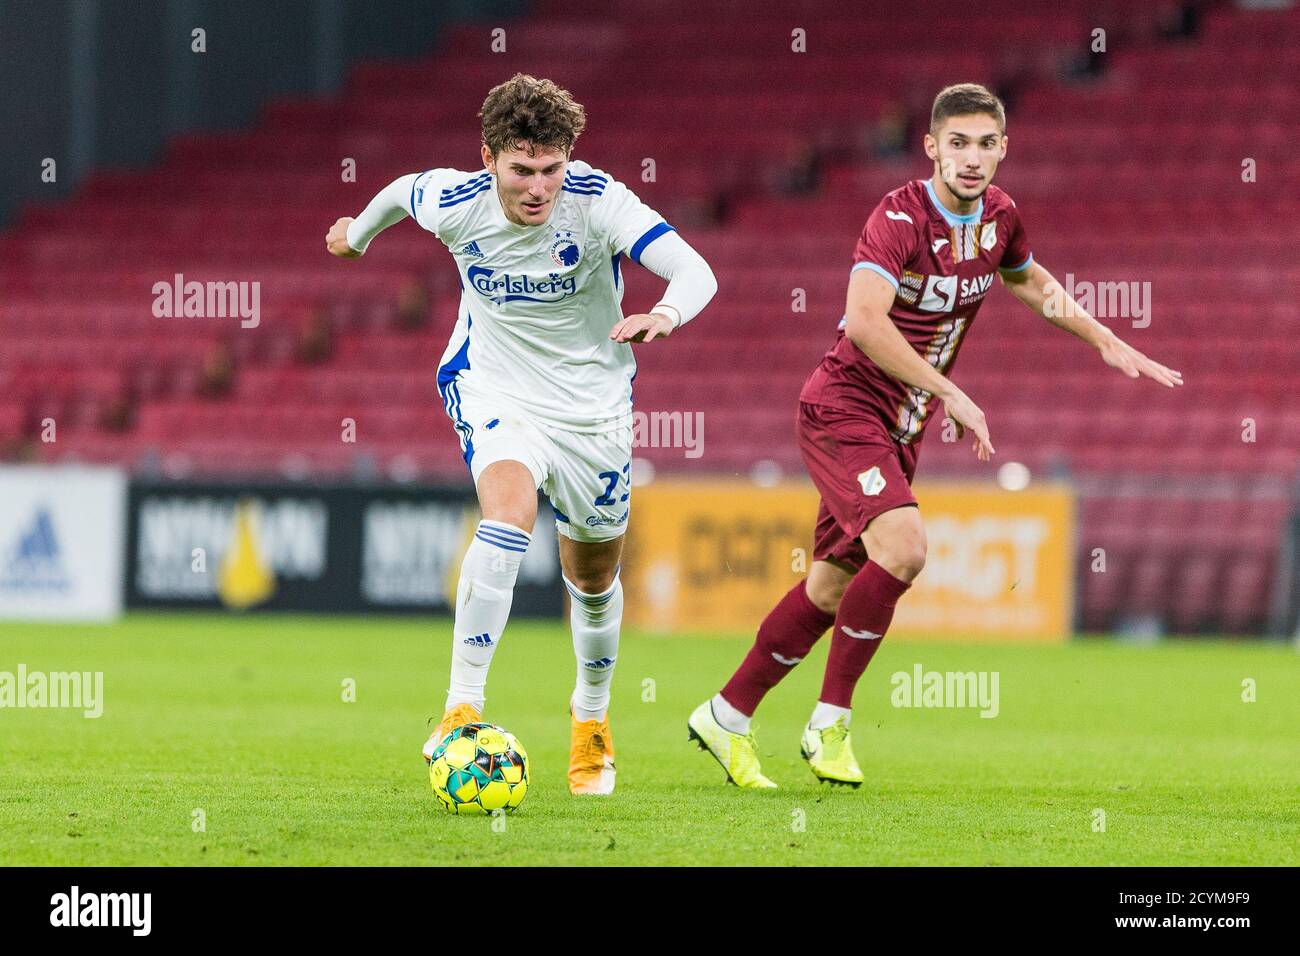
[325,74,717,794]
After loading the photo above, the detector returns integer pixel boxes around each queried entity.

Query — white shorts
[441,377,632,543]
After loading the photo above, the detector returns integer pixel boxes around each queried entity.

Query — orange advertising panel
[622,480,1074,642]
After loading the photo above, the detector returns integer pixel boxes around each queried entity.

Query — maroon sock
[819,561,911,708]
[719,581,835,716]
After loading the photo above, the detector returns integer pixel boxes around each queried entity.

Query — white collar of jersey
[924,178,983,227]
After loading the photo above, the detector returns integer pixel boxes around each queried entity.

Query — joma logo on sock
[890,665,1000,718]
[463,633,494,648]
[50,886,151,936]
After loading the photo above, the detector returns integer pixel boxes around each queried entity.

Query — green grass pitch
[1,613,1296,866]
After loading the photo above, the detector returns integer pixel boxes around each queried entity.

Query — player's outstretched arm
[845,269,994,461]
[609,231,717,343]
[1000,261,1183,388]
[325,173,420,259]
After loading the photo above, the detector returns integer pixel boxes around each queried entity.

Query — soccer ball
[428,722,529,815]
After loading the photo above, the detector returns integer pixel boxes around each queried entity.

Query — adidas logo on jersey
[460,240,485,260]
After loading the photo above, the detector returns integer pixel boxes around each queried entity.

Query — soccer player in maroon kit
[688,83,1183,788]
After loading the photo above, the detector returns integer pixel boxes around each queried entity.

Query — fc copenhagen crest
[550,230,581,269]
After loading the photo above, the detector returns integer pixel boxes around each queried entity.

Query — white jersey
[410,160,671,432]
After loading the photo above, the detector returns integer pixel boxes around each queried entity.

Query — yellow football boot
[687,700,778,789]
[800,717,864,787]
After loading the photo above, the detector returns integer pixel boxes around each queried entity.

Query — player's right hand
[942,389,994,462]
[326,217,361,258]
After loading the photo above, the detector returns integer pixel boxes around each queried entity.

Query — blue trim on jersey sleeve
[439,183,491,208]
[410,170,434,218]
[851,260,900,291]
[999,252,1034,273]
[923,178,983,226]
[629,222,675,264]
[440,173,491,199]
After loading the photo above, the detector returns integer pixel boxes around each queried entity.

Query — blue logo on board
[0,505,72,593]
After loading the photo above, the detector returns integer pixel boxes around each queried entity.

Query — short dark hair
[930,83,1006,133]
[479,73,587,157]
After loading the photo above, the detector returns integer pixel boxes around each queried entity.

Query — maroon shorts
[797,401,920,572]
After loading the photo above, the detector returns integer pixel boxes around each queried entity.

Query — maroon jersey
[800,178,1032,446]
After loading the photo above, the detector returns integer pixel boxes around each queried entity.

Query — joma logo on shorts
[857,467,887,496]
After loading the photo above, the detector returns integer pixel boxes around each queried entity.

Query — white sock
[711,693,751,735]
[567,572,622,721]
[809,701,851,730]
[445,519,531,712]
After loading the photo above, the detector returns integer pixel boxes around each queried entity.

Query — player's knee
[805,576,846,615]
[479,501,536,534]
[879,538,926,582]
[566,568,618,596]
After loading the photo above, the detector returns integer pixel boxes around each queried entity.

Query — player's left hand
[1099,333,1183,388]
[610,312,675,344]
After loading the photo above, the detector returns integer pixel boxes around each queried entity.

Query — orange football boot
[422,702,480,762]
[568,709,616,795]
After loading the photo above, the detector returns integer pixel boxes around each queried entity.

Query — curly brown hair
[479,73,587,157]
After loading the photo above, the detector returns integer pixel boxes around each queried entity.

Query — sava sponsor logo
[958,272,994,305]
[919,274,958,312]
[50,886,151,936]
[467,265,577,304]
[916,272,994,311]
